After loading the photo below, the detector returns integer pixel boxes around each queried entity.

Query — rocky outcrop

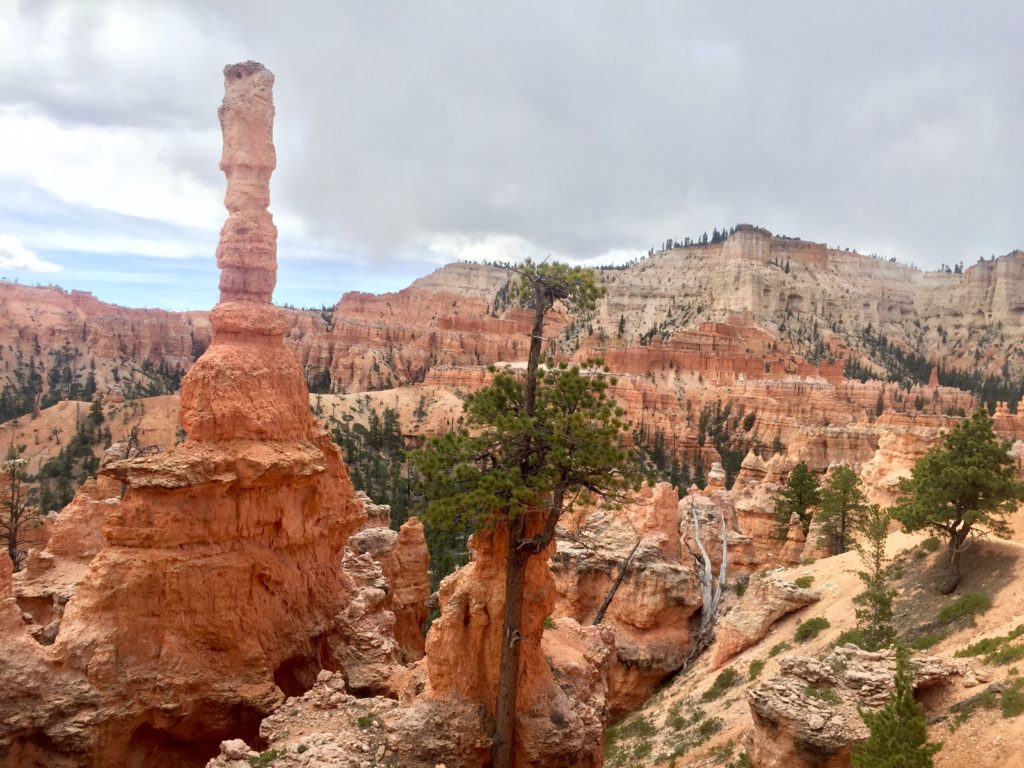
[205,670,491,768]
[553,484,703,715]
[748,645,961,768]
[712,571,821,667]
[0,63,369,768]
[349,516,430,663]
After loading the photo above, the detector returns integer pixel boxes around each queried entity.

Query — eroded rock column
[179,61,315,443]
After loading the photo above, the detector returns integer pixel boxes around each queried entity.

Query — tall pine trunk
[492,278,547,768]
[492,514,527,768]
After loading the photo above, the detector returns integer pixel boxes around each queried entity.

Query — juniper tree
[893,409,1024,594]
[412,260,637,768]
[852,646,941,768]
[818,464,868,554]
[773,461,821,537]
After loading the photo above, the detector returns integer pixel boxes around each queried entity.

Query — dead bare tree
[1,440,42,571]
[593,538,641,625]
[682,499,728,663]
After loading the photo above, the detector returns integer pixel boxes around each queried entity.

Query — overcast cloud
[0,0,1020,308]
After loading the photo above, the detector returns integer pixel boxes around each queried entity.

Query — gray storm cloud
[1,0,1020,273]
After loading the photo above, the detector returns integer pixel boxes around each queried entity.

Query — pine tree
[893,409,1024,593]
[852,505,896,650]
[818,465,868,554]
[412,260,638,768]
[773,462,821,536]
[852,646,941,767]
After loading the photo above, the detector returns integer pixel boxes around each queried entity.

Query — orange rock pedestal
[0,62,366,768]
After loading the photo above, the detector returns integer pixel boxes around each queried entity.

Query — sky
[0,1,1021,310]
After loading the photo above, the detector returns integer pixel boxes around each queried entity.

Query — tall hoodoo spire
[178,61,315,443]
[216,61,278,305]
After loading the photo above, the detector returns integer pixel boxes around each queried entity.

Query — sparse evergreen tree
[412,260,638,768]
[893,409,1024,593]
[773,461,821,536]
[852,505,896,650]
[852,646,941,768]
[818,465,868,554]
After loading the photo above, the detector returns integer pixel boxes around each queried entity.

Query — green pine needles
[893,409,1024,593]
[852,646,941,768]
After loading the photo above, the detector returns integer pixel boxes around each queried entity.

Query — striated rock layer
[0,63,368,768]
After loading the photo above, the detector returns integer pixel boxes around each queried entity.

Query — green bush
[708,740,736,762]
[355,713,376,729]
[1002,681,1024,718]
[955,626,1024,657]
[986,644,1024,666]
[543,616,556,629]
[614,715,655,740]
[920,536,941,552]
[938,592,992,625]
[795,617,831,643]
[836,628,870,648]
[697,717,723,738]
[768,641,790,657]
[907,630,948,650]
[702,668,739,702]
[748,659,766,680]
[804,685,841,705]
[632,739,652,759]
[249,749,287,767]
[794,575,815,589]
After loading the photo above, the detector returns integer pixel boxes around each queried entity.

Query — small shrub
[938,592,992,626]
[795,617,830,643]
[986,644,1024,666]
[708,740,736,762]
[955,626,1024,659]
[768,641,790,657]
[614,714,655,740]
[355,713,376,729]
[748,659,766,680]
[920,536,941,552]
[1002,681,1024,718]
[794,575,815,589]
[835,628,870,649]
[632,739,652,759]
[729,753,753,768]
[702,668,739,701]
[543,616,556,630]
[907,630,948,650]
[696,717,723,739]
[804,685,841,705]
[248,749,287,767]
[296,744,308,754]
[734,579,748,598]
